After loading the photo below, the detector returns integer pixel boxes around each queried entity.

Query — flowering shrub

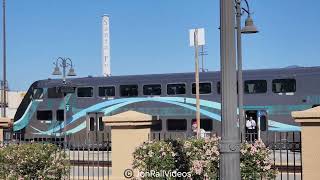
[133,137,277,180]
[240,140,278,180]
[0,143,69,180]
[133,140,178,179]
[183,136,220,179]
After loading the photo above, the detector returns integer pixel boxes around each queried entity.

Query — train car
[13,66,319,143]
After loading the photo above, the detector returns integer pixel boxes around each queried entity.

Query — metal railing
[1,133,111,180]
[1,131,302,180]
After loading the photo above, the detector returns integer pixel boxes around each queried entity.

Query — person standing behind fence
[246,117,257,142]
[192,121,206,138]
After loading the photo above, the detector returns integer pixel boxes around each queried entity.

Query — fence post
[292,106,320,180]
[102,110,156,180]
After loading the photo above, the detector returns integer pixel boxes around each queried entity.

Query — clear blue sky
[1,0,320,91]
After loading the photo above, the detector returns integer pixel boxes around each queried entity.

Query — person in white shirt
[192,121,206,138]
[246,117,257,141]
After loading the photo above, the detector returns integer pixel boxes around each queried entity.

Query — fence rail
[0,131,302,179]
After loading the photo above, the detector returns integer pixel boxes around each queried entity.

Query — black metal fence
[267,132,302,180]
[149,131,302,180]
[1,131,302,180]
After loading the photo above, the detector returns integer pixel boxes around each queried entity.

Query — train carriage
[13,66,320,143]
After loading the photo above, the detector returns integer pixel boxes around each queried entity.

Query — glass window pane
[37,110,52,120]
[244,80,267,94]
[33,88,44,99]
[90,117,95,131]
[98,117,104,131]
[99,86,115,97]
[167,119,187,131]
[217,82,221,94]
[78,87,93,97]
[151,120,162,131]
[56,110,64,121]
[143,84,161,95]
[272,79,296,93]
[120,85,138,97]
[191,119,213,131]
[167,84,186,95]
[192,83,212,94]
[48,87,64,98]
[217,81,239,94]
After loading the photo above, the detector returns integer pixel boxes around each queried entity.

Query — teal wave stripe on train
[13,96,301,135]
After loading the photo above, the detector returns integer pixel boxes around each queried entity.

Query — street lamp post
[235,0,258,142]
[52,57,76,143]
[219,0,240,179]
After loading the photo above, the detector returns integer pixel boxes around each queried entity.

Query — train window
[99,86,115,97]
[48,87,64,98]
[56,110,64,121]
[272,79,296,93]
[191,119,213,131]
[89,117,95,131]
[151,120,162,131]
[192,82,212,94]
[37,110,52,120]
[167,119,187,131]
[143,84,161,95]
[32,88,44,99]
[244,80,267,94]
[167,84,186,95]
[120,85,138,97]
[98,117,104,131]
[77,87,93,97]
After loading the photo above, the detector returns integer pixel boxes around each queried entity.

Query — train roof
[34,66,320,87]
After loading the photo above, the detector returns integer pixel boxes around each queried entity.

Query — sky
[1,0,320,91]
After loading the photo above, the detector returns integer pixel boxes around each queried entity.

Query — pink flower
[192,160,204,175]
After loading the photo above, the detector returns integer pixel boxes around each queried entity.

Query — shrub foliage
[133,136,277,180]
[0,143,69,180]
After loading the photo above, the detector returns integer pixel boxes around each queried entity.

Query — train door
[86,112,105,143]
[245,110,268,141]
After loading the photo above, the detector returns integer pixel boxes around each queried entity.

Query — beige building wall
[0,117,11,142]
[292,106,320,180]
[0,91,25,118]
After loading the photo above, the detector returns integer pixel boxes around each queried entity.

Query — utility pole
[2,0,7,118]
[219,0,241,179]
[194,29,200,139]
[189,28,205,138]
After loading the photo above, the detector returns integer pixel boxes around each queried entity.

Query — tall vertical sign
[102,15,111,77]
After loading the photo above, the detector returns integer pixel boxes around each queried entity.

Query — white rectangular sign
[189,28,205,47]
